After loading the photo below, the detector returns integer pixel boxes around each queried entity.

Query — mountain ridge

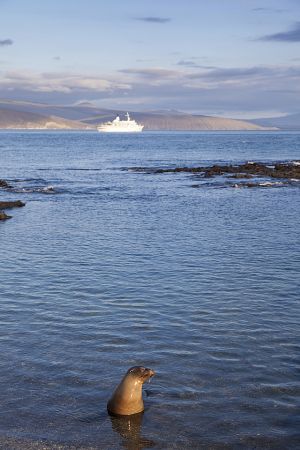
[0,100,277,131]
[251,113,300,130]
[0,107,92,129]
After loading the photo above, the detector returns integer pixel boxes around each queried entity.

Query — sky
[1,0,300,118]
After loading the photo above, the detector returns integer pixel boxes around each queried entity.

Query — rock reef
[0,200,25,209]
[0,179,12,188]
[144,162,300,179]
[0,211,12,220]
[0,199,25,220]
[130,161,300,189]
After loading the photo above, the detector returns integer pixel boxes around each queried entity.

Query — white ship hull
[98,125,143,133]
[97,113,144,133]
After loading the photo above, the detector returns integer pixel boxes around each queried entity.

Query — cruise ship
[97,113,144,133]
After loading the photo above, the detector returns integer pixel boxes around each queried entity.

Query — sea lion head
[107,366,155,416]
[126,366,155,383]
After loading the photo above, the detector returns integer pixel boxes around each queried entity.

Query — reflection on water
[110,413,155,449]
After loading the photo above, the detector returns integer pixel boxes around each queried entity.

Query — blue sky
[1,0,300,117]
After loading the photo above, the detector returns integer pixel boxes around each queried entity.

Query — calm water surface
[0,132,299,449]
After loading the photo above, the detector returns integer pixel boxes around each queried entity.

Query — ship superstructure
[97,113,144,133]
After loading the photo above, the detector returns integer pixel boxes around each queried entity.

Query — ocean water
[0,131,299,449]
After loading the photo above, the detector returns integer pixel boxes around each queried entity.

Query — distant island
[0,99,291,131]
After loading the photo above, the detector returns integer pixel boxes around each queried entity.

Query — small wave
[38,167,103,171]
[12,185,56,194]
[40,185,56,193]
[78,413,106,424]
[232,181,287,188]
[259,181,284,187]
[190,182,227,189]
[10,178,47,183]
[191,179,296,190]
[63,168,103,172]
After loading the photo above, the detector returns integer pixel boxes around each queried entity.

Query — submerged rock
[0,200,25,209]
[0,200,25,221]
[0,179,12,188]
[131,162,300,180]
[0,211,12,220]
[228,173,253,179]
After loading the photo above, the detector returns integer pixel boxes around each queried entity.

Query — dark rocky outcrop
[0,211,12,220]
[0,200,25,209]
[0,179,12,188]
[0,200,25,221]
[131,162,300,180]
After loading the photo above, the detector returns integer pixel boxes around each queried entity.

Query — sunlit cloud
[0,70,131,93]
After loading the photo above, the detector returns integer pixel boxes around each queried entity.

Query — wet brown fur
[107,366,155,416]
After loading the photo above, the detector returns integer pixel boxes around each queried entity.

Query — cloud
[177,60,199,68]
[0,70,131,94]
[1,64,300,116]
[120,67,179,77]
[119,68,181,84]
[188,66,275,82]
[177,60,216,69]
[259,22,300,42]
[252,7,287,13]
[114,64,300,115]
[135,16,170,23]
[0,38,13,46]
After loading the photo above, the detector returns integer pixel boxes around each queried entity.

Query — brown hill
[0,107,92,129]
[0,101,276,131]
[91,112,273,131]
[81,111,276,131]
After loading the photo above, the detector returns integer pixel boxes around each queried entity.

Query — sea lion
[107,366,155,416]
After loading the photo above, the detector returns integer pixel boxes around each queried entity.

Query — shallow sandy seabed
[0,436,97,450]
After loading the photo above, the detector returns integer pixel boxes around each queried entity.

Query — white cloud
[0,70,131,93]
[1,64,300,116]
